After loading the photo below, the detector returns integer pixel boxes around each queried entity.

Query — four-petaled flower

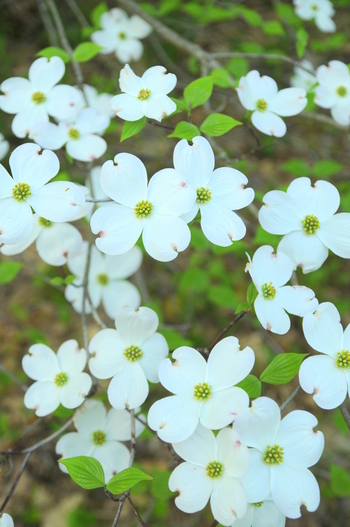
[314,60,350,126]
[293,0,336,33]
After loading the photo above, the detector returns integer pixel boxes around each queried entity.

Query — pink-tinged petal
[210,167,254,211]
[275,285,318,317]
[91,204,143,255]
[315,13,336,32]
[200,387,249,430]
[36,223,83,266]
[211,476,247,524]
[148,395,200,443]
[271,463,320,518]
[143,94,176,122]
[22,344,59,381]
[100,154,147,206]
[1,214,42,255]
[93,441,130,483]
[172,423,217,465]
[102,281,141,320]
[107,362,149,409]
[57,340,87,376]
[24,381,61,416]
[142,215,190,262]
[173,136,215,188]
[105,246,143,280]
[238,448,271,502]
[116,38,144,63]
[251,110,287,137]
[10,143,59,188]
[254,295,290,335]
[148,168,196,216]
[158,346,207,395]
[299,355,347,409]
[75,107,110,135]
[67,134,107,162]
[0,77,33,114]
[30,121,67,150]
[251,245,292,288]
[12,105,49,138]
[317,213,350,258]
[28,56,64,92]
[268,88,307,116]
[207,337,255,389]
[116,306,159,345]
[110,94,144,121]
[276,410,324,468]
[0,199,32,245]
[105,407,145,441]
[46,85,83,120]
[27,182,85,222]
[139,332,169,383]
[88,328,125,379]
[128,15,152,38]
[74,399,107,434]
[91,29,117,54]
[0,165,13,198]
[302,302,343,356]
[287,178,340,221]
[216,427,250,478]
[119,64,143,95]
[236,76,256,111]
[169,462,213,513]
[233,397,281,451]
[142,66,176,95]
[259,190,301,234]
[278,231,328,274]
[60,373,92,408]
[330,104,350,127]
[201,204,247,246]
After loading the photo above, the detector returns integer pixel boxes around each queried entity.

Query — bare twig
[127,495,148,527]
[0,453,31,513]
[111,495,127,527]
[129,410,136,468]
[302,111,349,130]
[37,0,59,47]
[0,364,27,392]
[204,310,248,353]
[211,52,315,75]
[64,0,89,26]
[340,403,350,430]
[280,385,301,411]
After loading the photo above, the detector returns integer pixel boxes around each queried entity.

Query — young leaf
[235,302,250,314]
[106,467,153,495]
[169,97,188,112]
[120,117,147,142]
[210,68,233,88]
[168,121,201,141]
[296,28,308,59]
[90,2,108,27]
[50,276,65,286]
[36,47,71,63]
[184,77,213,110]
[330,464,350,497]
[59,456,105,489]
[236,374,261,398]
[260,353,308,385]
[312,159,343,178]
[0,261,24,284]
[246,283,258,306]
[72,43,103,62]
[200,114,242,137]
[64,275,77,285]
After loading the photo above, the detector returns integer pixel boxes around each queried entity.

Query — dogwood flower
[65,242,142,319]
[259,178,350,273]
[0,514,14,527]
[148,336,254,443]
[0,143,85,245]
[245,246,318,335]
[91,8,152,63]
[0,133,9,160]
[169,423,249,526]
[23,340,92,416]
[78,84,115,120]
[299,302,350,409]
[315,61,350,126]
[89,307,168,409]
[237,70,307,137]
[56,399,144,482]
[233,397,324,519]
[0,56,81,137]
[233,496,285,527]
[290,60,316,92]
[293,0,336,33]
[110,64,177,122]
[90,152,195,262]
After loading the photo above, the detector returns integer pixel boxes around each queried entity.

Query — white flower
[56,399,144,482]
[0,56,82,138]
[0,133,9,161]
[259,177,350,273]
[79,84,115,119]
[169,423,249,526]
[290,60,316,92]
[299,302,350,409]
[110,64,177,122]
[91,8,152,63]
[89,307,168,410]
[148,336,254,443]
[0,514,14,527]
[65,242,142,319]
[0,143,85,245]
[90,152,195,262]
[245,246,318,335]
[315,60,350,126]
[23,340,92,416]
[233,397,324,519]
[293,0,336,33]
[237,70,307,137]
[89,165,109,203]
[233,496,285,527]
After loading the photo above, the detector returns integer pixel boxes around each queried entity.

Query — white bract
[169,423,249,526]
[0,514,14,527]
[23,340,92,416]
[148,336,254,443]
[89,307,168,409]
[315,60,350,126]
[56,399,144,482]
[0,133,9,160]
[65,242,142,319]
[91,8,152,63]
[166,137,254,246]
[0,56,81,137]
[78,84,115,119]
[259,177,350,273]
[0,143,85,245]
[110,64,177,122]
[233,397,324,519]
[290,60,316,92]
[90,152,195,262]
[300,302,350,409]
[237,70,307,137]
[233,496,285,527]
[245,245,318,335]
[293,0,336,32]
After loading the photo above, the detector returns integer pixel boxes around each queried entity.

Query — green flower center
[256,98,268,112]
[137,88,151,101]
[311,4,318,10]
[262,282,276,300]
[134,200,153,218]
[263,444,284,465]
[118,31,126,40]
[54,372,68,387]
[336,350,350,369]
[206,461,223,479]
[38,217,52,227]
[193,382,212,401]
[337,86,347,97]
[92,430,106,445]
[196,187,212,204]
[97,273,109,286]
[253,502,264,507]
[302,214,320,235]
[68,128,80,140]
[32,91,46,104]
[124,345,143,362]
[12,182,31,201]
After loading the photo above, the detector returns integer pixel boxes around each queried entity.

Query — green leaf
[72,42,103,62]
[210,68,233,88]
[59,456,105,489]
[168,121,200,141]
[64,274,76,285]
[312,159,343,178]
[107,467,153,495]
[246,283,258,306]
[90,2,108,27]
[330,464,350,497]
[179,268,210,293]
[36,47,71,63]
[281,158,310,177]
[169,97,188,112]
[151,470,175,500]
[235,302,250,314]
[50,276,64,286]
[296,28,308,59]
[260,353,308,385]
[0,261,23,284]
[237,6,263,26]
[120,117,147,142]
[200,114,242,137]
[226,57,249,79]
[184,77,213,110]
[236,374,261,398]
[263,20,285,35]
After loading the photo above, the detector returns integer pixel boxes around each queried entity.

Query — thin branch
[127,495,148,527]
[340,403,350,430]
[211,52,315,74]
[302,111,349,130]
[64,0,89,26]
[129,410,136,468]
[0,452,31,513]
[204,310,248,353]
[0,364,27,392]
[36,0,60,47]
[86,198,113,203]
[111,495,127,527]
[147,119,174,131]
[280,385,301,412]
[82,231,94,355]
[210,521,218,527]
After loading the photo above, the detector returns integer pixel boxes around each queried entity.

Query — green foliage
[313,159,343,178]
[263,20,285,35]
[296,28,309,59]
[168,121,201,140]
[247,283,258,306]
[226,57,249,79]
[235,302,250,314]
[0,261,23,284]
[252,226,280,249]
[72,43,103,62]
[210,68,233,88]
[236,374,261,398]
[237,6,263,26]
[200,114,242,137]
[275,3,301,27]
[160,329,192,349]
[208,284,237,310]
[183,77,213,110]
[90,2,108,27]
[59,457,105,489]
[36,47,70,63]
[281,159,311,177]
[260,353,308,385]
[330,464,350,497]
[179,268,210,293]
[332,408,349,436]
[67,508,96,527]
[121,117,147,142]
[106,467,153,494]
[50,275,76,286]
[151,470,175,500]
